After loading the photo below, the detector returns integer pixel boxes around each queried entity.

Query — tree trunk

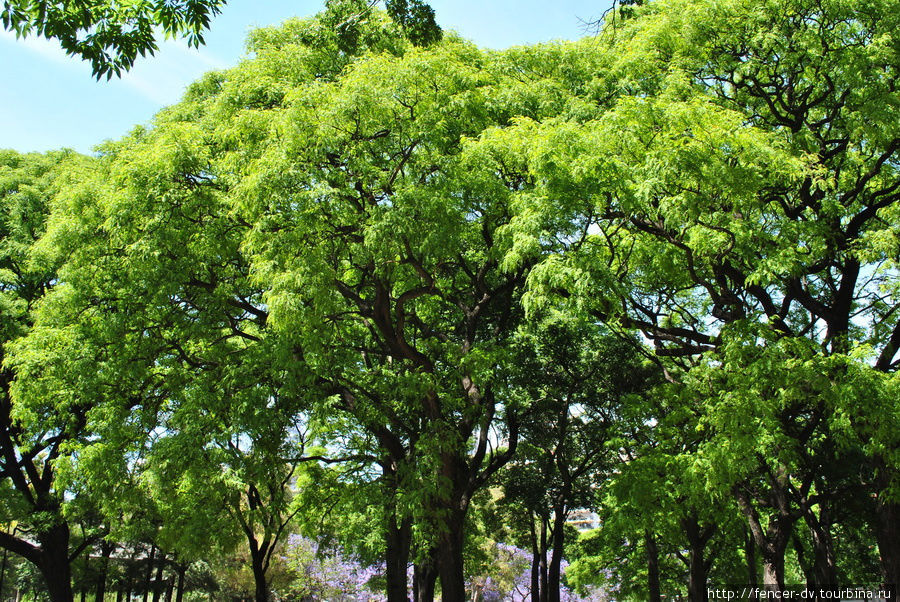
[875,497,900,591]
[1,546,8,599]
[151,552,165,602]
[745,527,757,591]
[436,507,467,602]
[174,564,186,602]
[682,514,714,602]
[250,549,269,602]
[413,555,438,602]
[385,515,412,602]
[646,530,661,602]
[37,523,75,602]
[802,503,837,589]
[141,546,155,602]
[96,541,113,602]
[734,486,792,592]
[548,506,567,602]
[539,518,549,602]
[528,513,540,602]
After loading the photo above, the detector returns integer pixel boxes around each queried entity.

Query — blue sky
[1,0,609,155]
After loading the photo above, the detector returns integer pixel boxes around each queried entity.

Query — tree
[495,316,655,602]
[1,0,441,79]
[0,149,103,602]
[1,0,227,78]
[497,0,900,589]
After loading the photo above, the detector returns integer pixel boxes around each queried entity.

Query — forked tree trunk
[539,518,549,602]
[682,515,715,602]
[385,515,412,602]
[413,555,438,602]
[548,506,567,602]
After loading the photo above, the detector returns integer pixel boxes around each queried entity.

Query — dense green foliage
[0,0,898,600]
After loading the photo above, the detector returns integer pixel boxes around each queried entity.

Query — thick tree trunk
[646,530,661,602]
[802,503,837,588]
[682,514,714,602]
[735,487,792,592]
[761,556,785,593]
[385,514,412,602]
[250,550,269,602]
[548,507,567,602]
[436,512,467,602]
[745,527,757,590]
[37,523,75,602]
[875,497,900,590]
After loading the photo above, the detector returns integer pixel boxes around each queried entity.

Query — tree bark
[413,554,438,602]
[96,541,113,602]
[548,506,567,602]
[745,527,757,591]
[37,523,75,602]
[529,517,540,602]
[646,530,661,602]
[436,520,466,602]
[875,497,900,590]
[682,515,715,602]
[151,551,166,602]
[141,545,155,602]
[174,564,186,602]
[386,515,412,602]
[250,547,269,602]
[539,518,549,602]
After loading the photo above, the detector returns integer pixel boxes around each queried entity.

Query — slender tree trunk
[745,527,757,591]
[1,546,8,599]
[539,518,549,602]
[548,506,567,602]
[413,555,438,602]
[96,541,113,602]
[173,564,186,602]
[528,513,540,602]
[151,552,166,602]
[645,530,661,602]
[141,546,155,602]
